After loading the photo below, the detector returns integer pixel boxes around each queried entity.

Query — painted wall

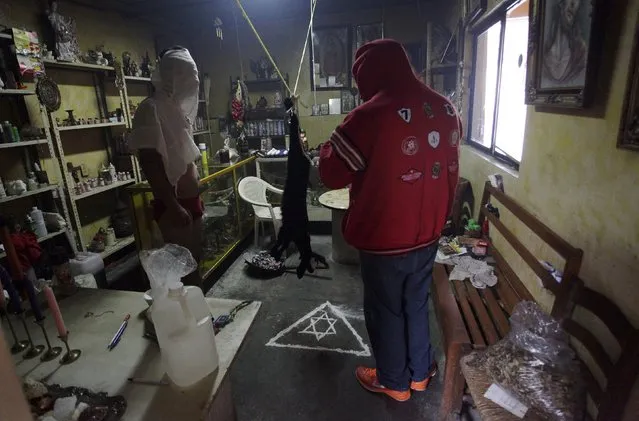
[1,0,155,248]
[191,3,444,151]
[458,0,639,383]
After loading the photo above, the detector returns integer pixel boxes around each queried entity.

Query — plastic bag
[470,301,586,421]
[140,244,197,296]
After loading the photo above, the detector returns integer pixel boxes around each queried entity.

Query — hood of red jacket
[352,39,418,102]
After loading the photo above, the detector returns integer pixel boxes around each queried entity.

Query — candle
[44,287,66,337]
[23,279,44,322]
[0,266,22,314]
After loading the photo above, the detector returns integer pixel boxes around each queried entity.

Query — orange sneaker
[355,367,411,402]
[410,364,438,392]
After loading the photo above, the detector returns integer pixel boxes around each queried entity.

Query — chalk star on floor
[299,310,337,340]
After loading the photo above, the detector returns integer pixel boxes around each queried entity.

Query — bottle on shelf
[0,177,6,198]
[29,206,48,238]
[198,143,209,177]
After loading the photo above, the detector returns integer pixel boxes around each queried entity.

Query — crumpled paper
[445,255,497,289]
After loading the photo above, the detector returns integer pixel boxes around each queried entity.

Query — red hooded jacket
[319,39,461,255]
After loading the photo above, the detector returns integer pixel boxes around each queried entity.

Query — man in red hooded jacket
[319,39,461,402]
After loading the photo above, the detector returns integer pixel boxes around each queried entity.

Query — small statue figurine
[96,51,108,66]
[47,1,80,62]
[273,91,283,108]
[140,52,151,78]
[250,56,273,80]
[122,51,134,76]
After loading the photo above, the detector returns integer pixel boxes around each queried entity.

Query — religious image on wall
[539,0,592,89]
[12,29,44,78]
[311,26,350,89]
[355,23,384,51]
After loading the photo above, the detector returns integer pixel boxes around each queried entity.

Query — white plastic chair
[238,176,284,246]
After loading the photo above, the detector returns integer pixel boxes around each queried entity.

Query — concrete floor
[207,236,446,421]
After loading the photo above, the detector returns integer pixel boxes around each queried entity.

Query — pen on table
[108,314,130,351]
[127,377,168,386]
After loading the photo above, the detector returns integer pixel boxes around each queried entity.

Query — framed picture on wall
[310,26,351,90]
[618,14,639,151]
[525,0,604,108]
[354,22,384,52]
[465,0,487,27]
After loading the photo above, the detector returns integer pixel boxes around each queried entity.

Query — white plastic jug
[152,284,219,388]
[140,244,219,388]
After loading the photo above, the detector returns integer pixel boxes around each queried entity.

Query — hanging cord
[234,0,292,96]
[232,6,245,79]
[293,0,318,97]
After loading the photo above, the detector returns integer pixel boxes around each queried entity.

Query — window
[468,0,530,169]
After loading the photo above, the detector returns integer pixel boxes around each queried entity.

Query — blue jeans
[360,244,437,391]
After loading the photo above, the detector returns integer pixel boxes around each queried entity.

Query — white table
[318,188,359,265]
[7,289,260,421]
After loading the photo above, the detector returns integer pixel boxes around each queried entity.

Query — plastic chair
[238,176,283,246]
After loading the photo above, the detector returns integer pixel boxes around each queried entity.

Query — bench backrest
[564,279,639,421]
[478,182,638,420]
[477,181,584,319]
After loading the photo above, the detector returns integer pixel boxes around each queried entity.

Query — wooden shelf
[0,229,67,259]
[124,75,152,82]
[193,130,211,136]
[43,59,114,72]
[0,185,58,204]
[0,89,35,96]
[0,33,12,40]
[244,78,286,91]
[0,139,48,149]
[71,179,135,201]
[247,108,286,119]
[100,235,134,259]
[57,121,126,132]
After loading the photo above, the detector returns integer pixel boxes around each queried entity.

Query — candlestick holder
[35,318,62,362]
[1,312,29,354]
[59,331,81,364]
[19,313,44,359]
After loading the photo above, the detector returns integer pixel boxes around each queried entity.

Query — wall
[192,3,445,151]
[0,0,155,248]
[459,0,639,353]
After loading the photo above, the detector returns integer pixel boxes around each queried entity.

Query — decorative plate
[36,76,61,112]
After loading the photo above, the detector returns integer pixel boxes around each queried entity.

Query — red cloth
[152,196,204,221]
[10,232,42,271]
[319,39,461,255]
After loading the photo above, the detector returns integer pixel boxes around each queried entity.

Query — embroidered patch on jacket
[398,108,412,123]
[428,131,440,149]
[423,103,434,118]
[448,160,459,173]
[450,130,460,147]
[444,103,456,117]
[401,136,419,156]
[432,162,441,179]
[400,169,423,184]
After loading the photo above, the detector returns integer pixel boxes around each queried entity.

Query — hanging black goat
[270,98,328,278]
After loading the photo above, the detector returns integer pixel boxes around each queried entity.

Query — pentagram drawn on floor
[266,302,371,357]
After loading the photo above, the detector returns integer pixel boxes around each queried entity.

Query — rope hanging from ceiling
[233,0,319,103]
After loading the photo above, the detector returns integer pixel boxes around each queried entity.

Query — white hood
[130,48,201,187]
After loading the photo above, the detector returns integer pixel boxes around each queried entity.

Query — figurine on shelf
[256,96,268,109]
[96,51,108,66]
[46,1,80,62]
[140,52,151,78]
[274,91,283,108]
[122,51,138,76]
[250,56,274,80]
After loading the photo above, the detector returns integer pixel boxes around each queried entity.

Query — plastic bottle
[11,126,20,142]
[29,207,48,237]
[141,245,219,388]
[2,122,12,142]
[198,143,209,177]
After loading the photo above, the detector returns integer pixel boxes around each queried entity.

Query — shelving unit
[233,75,290,150]
[0,229,68,259]
[0,138,49,149]
[100,235,134,259]
[44,59,138,254]
[0,40,75,257]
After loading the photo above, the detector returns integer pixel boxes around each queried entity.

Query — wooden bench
[432,181,586,419]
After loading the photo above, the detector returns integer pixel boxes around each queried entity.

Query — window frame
[467,0,526,170]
